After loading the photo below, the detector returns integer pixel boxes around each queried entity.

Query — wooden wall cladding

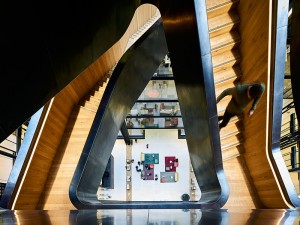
[12,4,158,210]
[223,156,262,209]
[238,0,288,208]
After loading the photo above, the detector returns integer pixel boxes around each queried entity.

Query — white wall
[98,139,127,201]
[0,156,13,183]
[0,134,16,183]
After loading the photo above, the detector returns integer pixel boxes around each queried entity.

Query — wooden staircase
[36,13,160,209]
[207,0,244,161]
[78,75,110,113]
[38,74,111,209]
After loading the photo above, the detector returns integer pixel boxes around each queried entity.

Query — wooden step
[210,31,240,52]
[215,76,240,96]
[206,0,239,11]
[211,41,240,57]
[214,66,242,84]
[221,132,244,151]
[217,110,242,126]
[212,48,241,68]
[88,86,106,99]
[207,0,239,19]
[83,94,103,104]
[222,144,244,161]
[92,79,109,91]
[79,100,100,112]
[219,119,243,138]
[217,104,239,115]
[208,12,240,38]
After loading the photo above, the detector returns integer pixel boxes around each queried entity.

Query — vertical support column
[291,146,296,169]
[121,121,131,145]
[290,113,295,134]
[126,209,132,224]
[126,144,132,201]
[189,161,196,201]
[15,126,22,156]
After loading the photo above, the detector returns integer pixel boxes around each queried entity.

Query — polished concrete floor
[0,208,300,225]
[99,130,201,202]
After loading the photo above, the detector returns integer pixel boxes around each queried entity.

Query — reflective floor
[0,208,300,225]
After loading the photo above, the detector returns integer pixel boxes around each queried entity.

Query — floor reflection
[0,208,300,225]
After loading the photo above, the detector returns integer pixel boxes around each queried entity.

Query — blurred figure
[217,82,265,130]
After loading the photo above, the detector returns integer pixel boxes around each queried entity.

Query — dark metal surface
[69,0,229,209]
[269,0,300,207]
[151,0,229,207]
[0,0,140,143]
[0,105,46,209]
[0,209,300,225]
[69,19,170,209]
[291,0,300,128]
[120,121,131,145]
[0,150,16,159]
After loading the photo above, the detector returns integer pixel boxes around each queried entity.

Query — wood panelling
[38,105,99,209]
[223,156,262,209]
[12,4,158,210]
[238,0,288,208]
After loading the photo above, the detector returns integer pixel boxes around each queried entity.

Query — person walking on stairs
[216,82,265,130]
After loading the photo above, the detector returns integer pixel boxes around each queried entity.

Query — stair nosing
[220,129,242,140]
[211,39,240,52]
[221,140,244,151]
[79,105,97,113]
[209,19,240,33]
[207,0,239,12]
[213,57,241,69]
[215,73,242,85]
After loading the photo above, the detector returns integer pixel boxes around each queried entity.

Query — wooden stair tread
[211,41,240,57]
[222,144,244,161]
[93,79,109,91]
[221,133,244,150]
[212,48,241,68]
[89,88,106,98]
[208,12,240,32]
[210,31,240,51]
[207,0,239,19]
[79,100,100,109]
[213,60,237,74]
[217,107,242,121]
[206,0,239,11]
[219,120,244,138]
[215,77,240,94]
[83,94,103,104]
[209,23,239,38]
[214,66,242,84]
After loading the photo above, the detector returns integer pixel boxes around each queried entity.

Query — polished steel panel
[291,0,300,127]
[69,0,229,209]
[152,0,229,207]
[269,0,300,207]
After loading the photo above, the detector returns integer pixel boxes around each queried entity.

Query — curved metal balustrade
[69,0,229,209]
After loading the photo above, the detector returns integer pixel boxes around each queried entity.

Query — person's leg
[219,110,234,129]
